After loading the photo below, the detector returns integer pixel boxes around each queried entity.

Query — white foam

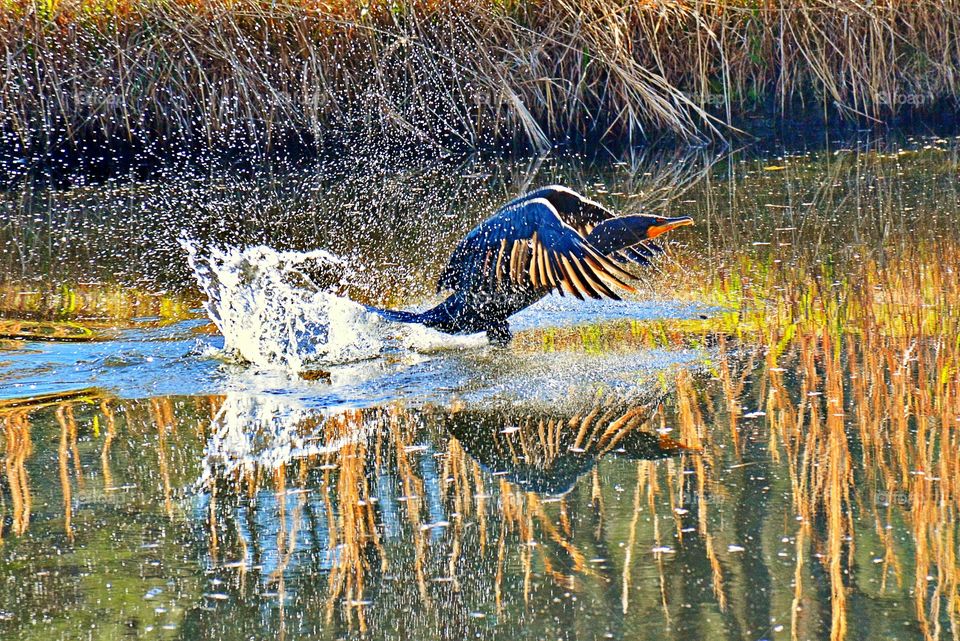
[184,242,388,370]
[396,323,489,352]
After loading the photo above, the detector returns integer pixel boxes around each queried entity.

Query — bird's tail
[364,305,426,324]
[365,297,461,333]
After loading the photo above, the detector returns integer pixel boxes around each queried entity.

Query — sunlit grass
[1,0,957,151]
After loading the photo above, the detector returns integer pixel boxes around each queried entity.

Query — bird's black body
[370,185,693,345]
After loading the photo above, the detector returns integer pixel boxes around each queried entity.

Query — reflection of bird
[369,185,693,345]
[446,404,689,495]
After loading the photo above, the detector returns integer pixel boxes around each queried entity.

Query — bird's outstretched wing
[438,198,636,300]
[508,185,663,266]
[503,185,615,238]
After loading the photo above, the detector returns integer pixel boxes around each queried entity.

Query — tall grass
[1,0,958,154]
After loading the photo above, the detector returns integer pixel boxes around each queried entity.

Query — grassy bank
[1,0,958,156]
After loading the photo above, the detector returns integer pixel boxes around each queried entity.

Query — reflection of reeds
[1,410,32,539]
[55,403,79,542]
[675,369,728,611]
[99,399,116,489]
[198,394,690,630]
[679,331,956,641]
[0,391,220,541]
[150,398,176,517]
[675,215,960,640]
[320,409,384,633]
[0,281,196,324]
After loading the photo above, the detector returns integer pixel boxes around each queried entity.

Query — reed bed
[1,0,958,154]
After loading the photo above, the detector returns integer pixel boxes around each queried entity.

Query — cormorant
[369,185,693,345]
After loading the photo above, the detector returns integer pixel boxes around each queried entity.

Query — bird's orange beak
[647,216,694,240]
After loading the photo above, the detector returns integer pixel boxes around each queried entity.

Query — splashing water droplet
[183,241,386,370]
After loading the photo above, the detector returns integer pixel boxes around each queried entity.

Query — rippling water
[2,135,960,640]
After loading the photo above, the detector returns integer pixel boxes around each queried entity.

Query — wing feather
[528,233,541,288]
[559,255,591,299]
[566,256,601,299]
[557,257,582,300]
[494,238,508,283]
[584,254,633,291]
[572,255,618,300]
[509,240,522,283]
[437,197,637,299]
[500,185,616,237]
[542,245,558,290]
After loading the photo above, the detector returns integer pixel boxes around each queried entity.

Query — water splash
[184,242,387,370]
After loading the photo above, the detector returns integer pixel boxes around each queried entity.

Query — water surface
[2,136,959,640]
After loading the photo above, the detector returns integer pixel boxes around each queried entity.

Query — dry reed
[1,0,958,154]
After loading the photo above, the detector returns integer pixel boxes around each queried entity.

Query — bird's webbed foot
[486,322,512,347]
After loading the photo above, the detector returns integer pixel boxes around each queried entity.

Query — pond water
[1,135,959,640]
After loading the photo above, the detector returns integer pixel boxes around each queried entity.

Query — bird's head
[640,215,694,240]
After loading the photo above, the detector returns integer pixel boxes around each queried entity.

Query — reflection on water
[2,328,959,640]
[2,135,960,640]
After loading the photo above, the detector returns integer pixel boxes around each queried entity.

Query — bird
[368,185,693,345]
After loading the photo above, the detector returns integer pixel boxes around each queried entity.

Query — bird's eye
[656,217,665,223]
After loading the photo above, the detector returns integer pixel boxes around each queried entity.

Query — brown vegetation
[2,0,958,153]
